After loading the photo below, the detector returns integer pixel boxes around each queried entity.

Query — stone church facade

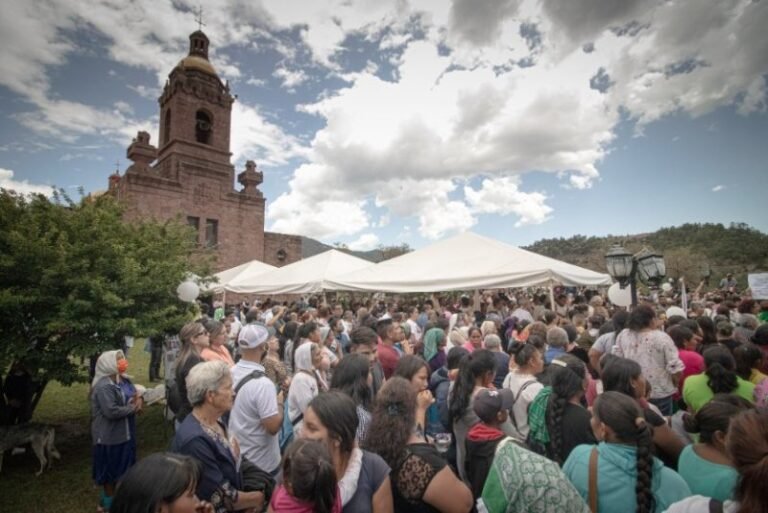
[108,30,302,271]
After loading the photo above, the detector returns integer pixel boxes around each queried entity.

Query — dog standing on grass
[0,423,61,476]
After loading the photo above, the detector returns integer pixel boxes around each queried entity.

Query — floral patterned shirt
[614,328,685,399]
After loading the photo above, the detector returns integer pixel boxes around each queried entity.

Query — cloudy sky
[1,0,767,251]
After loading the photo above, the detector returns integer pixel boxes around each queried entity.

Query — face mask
[117,359,129,374]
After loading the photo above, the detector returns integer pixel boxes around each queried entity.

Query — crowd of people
[89,284,768,513]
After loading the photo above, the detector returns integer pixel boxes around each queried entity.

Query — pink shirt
[678,349,705,393]
[270,484,342,513]
[201,345,235,367]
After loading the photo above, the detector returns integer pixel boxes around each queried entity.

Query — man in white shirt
[229,323,284,476]
[405,306,423,344]
[226,309,242,348]
[510,298,534,324]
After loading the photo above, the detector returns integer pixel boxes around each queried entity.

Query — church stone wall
[117,162,266,272]
[263,232,303,267]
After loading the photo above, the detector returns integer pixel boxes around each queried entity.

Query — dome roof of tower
[177,55,217,76]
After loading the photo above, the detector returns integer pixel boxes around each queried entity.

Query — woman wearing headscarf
[423,327,447,374]
[287,342,325,436]
[91,349,142,512]
[448,327,469,350]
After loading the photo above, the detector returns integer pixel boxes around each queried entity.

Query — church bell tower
[155,30,235,177]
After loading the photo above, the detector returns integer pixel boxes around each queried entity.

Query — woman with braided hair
[527,354,595,465]
[563,391,690,513]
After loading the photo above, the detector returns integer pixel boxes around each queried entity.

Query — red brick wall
[117,161,266,272]
[263,232,302,267]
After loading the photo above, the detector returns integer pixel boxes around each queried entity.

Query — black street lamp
[605,243,666,306]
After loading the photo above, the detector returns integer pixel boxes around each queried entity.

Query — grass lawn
[0,345,173,513]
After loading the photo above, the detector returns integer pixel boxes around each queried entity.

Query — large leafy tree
[0,188,212,407]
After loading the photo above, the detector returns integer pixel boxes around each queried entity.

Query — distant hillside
[523,222,768,284]
[300,236,386,262]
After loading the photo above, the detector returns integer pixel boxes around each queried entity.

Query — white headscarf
[294,342,316,372]
[91,349,124,388]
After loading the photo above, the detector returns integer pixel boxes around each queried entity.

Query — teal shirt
[563,443,692,513]
[677,445,737,502]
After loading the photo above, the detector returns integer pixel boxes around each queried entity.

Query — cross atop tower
[194,5,206,31]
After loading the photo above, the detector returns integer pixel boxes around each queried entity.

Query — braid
[634,419,655,513]
[547,394,567,464]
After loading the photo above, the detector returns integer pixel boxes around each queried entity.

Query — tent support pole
[548,284,556,311]
[223,290,227,306]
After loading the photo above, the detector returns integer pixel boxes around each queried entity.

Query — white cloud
[273,66,308,90]
[0,168,53,196]
[246,76,267,87]
[418,199,476,240]
[127,84,162,100]
[464,176,553,227]
[712,185,726,192]
[448,0,519,47]
[348,233,380,251]
[270,37,612,238]
[230,101,307,166]
[59,153,104,162]
[267,189,370,239]
[114,101,134,115]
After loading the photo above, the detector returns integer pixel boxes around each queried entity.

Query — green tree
[378,243,412,261]
[0,189,212,410]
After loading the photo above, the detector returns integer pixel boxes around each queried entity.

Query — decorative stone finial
[238,160,263,196]
[126,131,158,174]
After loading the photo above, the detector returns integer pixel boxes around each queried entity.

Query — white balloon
[177,280,200,303]
[661,282,673,292]
[666,306,687,319]
[608,282,632,307]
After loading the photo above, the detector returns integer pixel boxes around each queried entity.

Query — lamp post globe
[635,247,666,285]
[605,243,633,286]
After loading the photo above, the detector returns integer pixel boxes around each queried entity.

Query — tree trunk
[29,379,49,418]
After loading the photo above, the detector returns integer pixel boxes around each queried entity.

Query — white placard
[748,273,768,299]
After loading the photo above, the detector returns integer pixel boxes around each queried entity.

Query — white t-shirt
[287,371,318,436]
[229,361,281,472]
[511,308,534,324]
[503,370,543,438]
[406,319,422,342]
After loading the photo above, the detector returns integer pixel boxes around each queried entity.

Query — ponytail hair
[682,394,752,445]
[509,341,540,367]
[726,409,768,513]
[593,391,654,513]
[448,349,496,423]
[546,354,586,464]
[703,345,738,394]
[282,438,338,513]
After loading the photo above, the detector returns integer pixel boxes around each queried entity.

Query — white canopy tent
[203,259,277,294]
[327,231,611,292]
[226,249,374,295]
